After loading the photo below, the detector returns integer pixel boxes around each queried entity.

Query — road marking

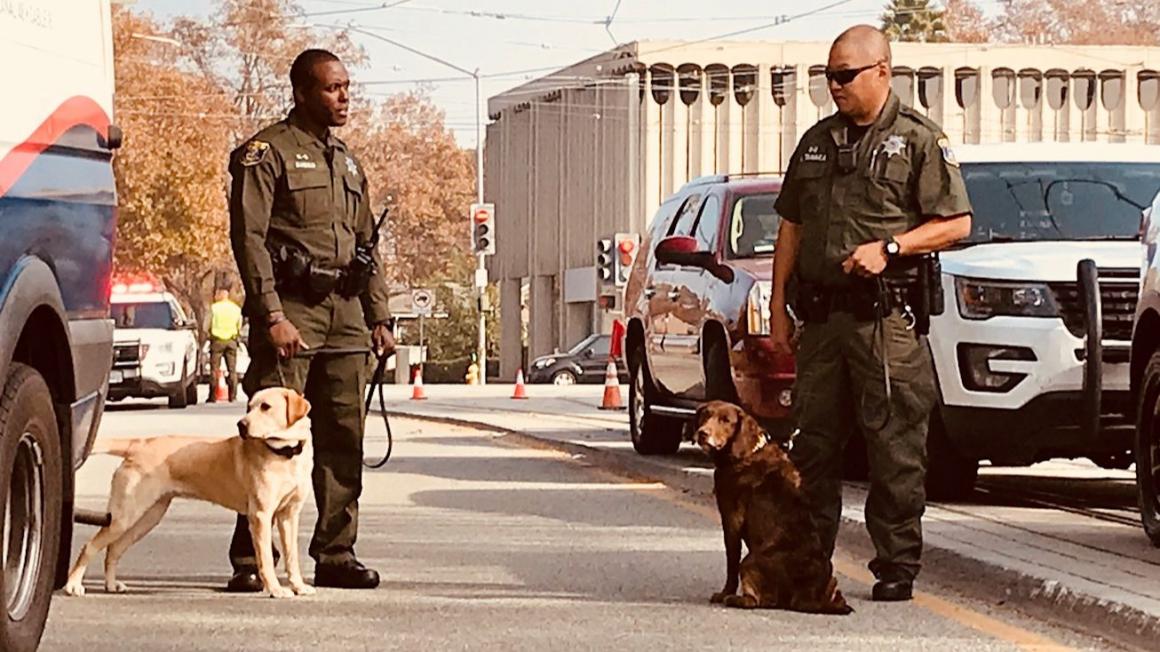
[525,444,1076,652]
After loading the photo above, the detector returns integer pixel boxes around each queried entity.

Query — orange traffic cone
[213,371,229,402]
[598,360,624,410]
[512,369,529,400]
[411,368,428,401]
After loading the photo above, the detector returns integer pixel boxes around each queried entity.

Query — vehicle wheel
[1134,350,1160,547]
[551,370,577,386]
[168,359,190,410]
[925,408,979,501]
[0,363,63,652]
[704,332,739,404]
[184,378,198,406]
[628,346,682,455]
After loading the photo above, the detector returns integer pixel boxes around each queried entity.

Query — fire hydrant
[465,361,480,385]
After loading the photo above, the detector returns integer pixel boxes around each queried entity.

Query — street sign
[411,288,435,316]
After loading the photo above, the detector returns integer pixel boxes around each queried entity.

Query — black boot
[314,559,380,589]
[225,568,263,593]
[871,568,914,602]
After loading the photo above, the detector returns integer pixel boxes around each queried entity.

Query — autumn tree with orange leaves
[112,0,478,336]
[112,6,234,326]
[943,0,1160,45]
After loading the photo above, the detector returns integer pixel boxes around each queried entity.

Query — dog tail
[91,438,139,457]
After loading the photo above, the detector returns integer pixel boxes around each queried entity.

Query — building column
[1125,65,1147,144]
[643,71,662,223]
[499,278,522,381]
[529,275,557,360]
[753,63,775,174]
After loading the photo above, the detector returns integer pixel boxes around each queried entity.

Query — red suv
[622,175,795,454]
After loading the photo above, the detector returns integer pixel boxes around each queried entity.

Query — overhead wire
[302,0,414,18]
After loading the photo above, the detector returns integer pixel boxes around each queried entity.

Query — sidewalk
[375,383,1160,647]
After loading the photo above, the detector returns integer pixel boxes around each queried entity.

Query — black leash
[275,346,394,469]
[862,278,895,433]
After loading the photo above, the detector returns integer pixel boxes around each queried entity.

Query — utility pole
[474,71,487,385]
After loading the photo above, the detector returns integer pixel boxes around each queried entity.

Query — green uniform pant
[208,338,238,401]
[229,294,371,569]
[788,310,937,580]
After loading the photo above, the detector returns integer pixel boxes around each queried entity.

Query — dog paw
[105,581,129,594]
[710,592,731,604]
[723,594,758,609]
[291,583,316,596]
[63,582,86,597]
[266,586,294,599]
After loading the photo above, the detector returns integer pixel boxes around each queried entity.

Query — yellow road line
[568,458,1075,651]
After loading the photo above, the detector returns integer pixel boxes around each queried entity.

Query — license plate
[109,370,123,384]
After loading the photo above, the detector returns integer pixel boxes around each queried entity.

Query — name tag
[802,144,826,163]
[294,161,317,169]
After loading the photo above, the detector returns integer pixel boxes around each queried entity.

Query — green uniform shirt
[228,110,391,325]
[774,92,972,287]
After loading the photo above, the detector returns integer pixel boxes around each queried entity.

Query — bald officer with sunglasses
[769,25,972,602]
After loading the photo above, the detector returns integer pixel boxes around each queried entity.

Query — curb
[382,409,1159,650]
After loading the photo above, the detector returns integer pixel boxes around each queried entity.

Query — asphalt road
[40,395,1122,651]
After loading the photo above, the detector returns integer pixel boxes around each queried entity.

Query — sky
[128,0,1007,147]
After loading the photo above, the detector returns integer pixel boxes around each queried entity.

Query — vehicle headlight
[156,362,176,376]
[159,342,175,354]
[747,283,772,335]
[534,358,555,369]
[955,277,1058,319]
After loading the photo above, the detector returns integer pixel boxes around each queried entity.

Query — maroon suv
[622,175,795,455]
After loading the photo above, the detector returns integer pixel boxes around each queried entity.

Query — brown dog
[64,388,315,598]
[695,401,852,614]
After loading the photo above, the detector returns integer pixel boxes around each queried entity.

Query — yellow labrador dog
[64,388,314,598]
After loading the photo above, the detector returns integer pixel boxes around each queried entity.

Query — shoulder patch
[936,136,959,168]
[240,140,270,167]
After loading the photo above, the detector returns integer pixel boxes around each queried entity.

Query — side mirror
[102,124,123,150]
[583,348,595,359]
[655,235,734,283]
[655,235,702,266]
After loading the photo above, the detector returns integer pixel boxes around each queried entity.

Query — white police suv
[924,143,1160,499]
[108,277,201,408]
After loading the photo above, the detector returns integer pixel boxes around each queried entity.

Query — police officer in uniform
[226,49,394,592]
[207,288,243,403]
[770,26,972,601]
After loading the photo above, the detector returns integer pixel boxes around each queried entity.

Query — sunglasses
[824,61,882,86]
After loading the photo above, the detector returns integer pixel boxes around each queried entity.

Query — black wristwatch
[883,237,902,260]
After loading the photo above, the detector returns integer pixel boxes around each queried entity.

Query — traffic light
[596,238,614,284]
[471,203,496,255]
[613,233,640,287]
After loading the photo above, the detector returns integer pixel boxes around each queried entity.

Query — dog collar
[266,441,305,458]
[753,430,792,455]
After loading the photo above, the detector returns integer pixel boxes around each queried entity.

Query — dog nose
[237,420,248,438]
[695,429,711,446]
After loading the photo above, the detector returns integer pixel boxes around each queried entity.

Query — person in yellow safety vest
[208,288,244,402]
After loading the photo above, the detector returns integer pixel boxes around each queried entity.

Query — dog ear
[285,391,311,426]
[730,407,762,458]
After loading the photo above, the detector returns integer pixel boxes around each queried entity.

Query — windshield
[112,302,175,329]
[727,192,780,258]
[961,162,1160,244]
[568,334,600,355]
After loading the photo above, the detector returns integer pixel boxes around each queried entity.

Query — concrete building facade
[483,40,1160,380]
